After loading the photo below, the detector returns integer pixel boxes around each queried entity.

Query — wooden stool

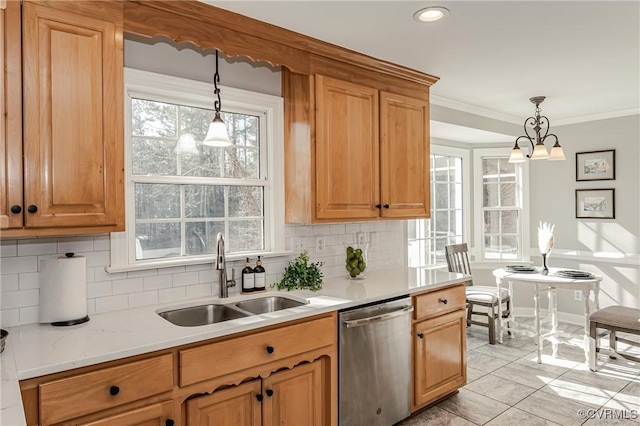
[589,306,640,371]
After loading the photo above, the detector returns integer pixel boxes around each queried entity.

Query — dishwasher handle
[343,305,414,328]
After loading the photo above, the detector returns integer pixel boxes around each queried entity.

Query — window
[408,146,469,267]
[110,69,284,271]
[473,148,529,260]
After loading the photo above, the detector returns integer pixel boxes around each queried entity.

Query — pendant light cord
[214,50,222,113]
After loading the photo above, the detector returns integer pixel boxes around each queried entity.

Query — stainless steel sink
[158,304,249,327]
[234,296,308,315]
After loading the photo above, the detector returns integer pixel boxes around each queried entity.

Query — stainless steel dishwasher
[339,297,413,426]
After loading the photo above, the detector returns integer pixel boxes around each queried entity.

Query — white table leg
[497,278,504,344]
[550,287,558,358]
[582,287,591,362]
[535,283,542,364]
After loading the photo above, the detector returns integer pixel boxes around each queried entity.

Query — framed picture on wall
[576,150,615,181]
[576,189,615,219]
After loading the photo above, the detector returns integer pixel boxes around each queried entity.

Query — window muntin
[408,154,464,266]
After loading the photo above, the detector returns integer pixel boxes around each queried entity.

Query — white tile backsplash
[0,222,406,326]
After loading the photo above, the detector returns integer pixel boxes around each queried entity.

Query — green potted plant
[272,250,324,291]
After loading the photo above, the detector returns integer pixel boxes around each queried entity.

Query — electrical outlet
[369,232,378,247]
[356,231,367,245]
[574,290,583,301]
[292,237,305,253]
[315,236,326,255]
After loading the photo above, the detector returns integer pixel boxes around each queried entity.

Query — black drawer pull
[266,389,274,397]
[375,204,382,209]
[109,385,120,396]
[383,204,390,209]
[440,299,448,305]
[27,205,38,213]
[266,345,274,354]
[256,393,263,402]
[166,420,175,426]
[417,333,424,339]
[10,205,21,214]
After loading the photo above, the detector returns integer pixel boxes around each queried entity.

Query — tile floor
[403,320,640,426]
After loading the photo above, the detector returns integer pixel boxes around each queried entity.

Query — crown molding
[431,95,640,127]
[430,95,522,124]
[554,107,640,126]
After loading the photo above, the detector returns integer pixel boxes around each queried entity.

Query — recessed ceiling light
[413,6,450,23]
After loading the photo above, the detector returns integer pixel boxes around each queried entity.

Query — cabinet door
[380,91,430,218]
[22,2,123,229]
[414,310,466,408]
[315,75,380,220]
[1,1,23,229]
[186,380,261,426]
[80,401,174,426]
[262,360,324,426]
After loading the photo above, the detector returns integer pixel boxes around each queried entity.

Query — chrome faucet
[215,233,235,297]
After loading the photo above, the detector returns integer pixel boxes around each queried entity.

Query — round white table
[493,267,602,364]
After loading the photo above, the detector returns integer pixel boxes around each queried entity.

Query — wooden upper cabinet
[1,1,124,237]
[380,92,430,218]
[21,1,124,230]
[1,1,23,231]
[315,76,380,220]
[284,70,431,223]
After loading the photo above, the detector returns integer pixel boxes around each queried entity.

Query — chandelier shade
[203,50,232,147]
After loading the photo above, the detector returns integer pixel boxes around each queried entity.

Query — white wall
[0,36,406,327]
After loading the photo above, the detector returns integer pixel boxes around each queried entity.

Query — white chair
[445,243,510,344]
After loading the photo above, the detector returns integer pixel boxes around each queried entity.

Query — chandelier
[508,96,565,163]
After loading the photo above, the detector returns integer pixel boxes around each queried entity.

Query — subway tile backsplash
[0,221,405,326]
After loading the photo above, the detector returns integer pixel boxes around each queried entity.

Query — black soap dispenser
[254,256,266,291]
[241,257,255,293]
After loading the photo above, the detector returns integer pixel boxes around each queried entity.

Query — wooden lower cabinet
[186,360,324,426]
[81,401,174,426]
[263,361,324,426]
[413,309,467,408]
[186,380,262,426]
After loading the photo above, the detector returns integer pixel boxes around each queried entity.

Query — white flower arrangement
[538,221,555,255]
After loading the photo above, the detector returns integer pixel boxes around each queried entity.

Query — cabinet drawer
[414,285,465,320]
[180,315,335,386]
[39,354,173,425]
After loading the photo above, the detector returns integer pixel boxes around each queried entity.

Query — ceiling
[206,0,640,126]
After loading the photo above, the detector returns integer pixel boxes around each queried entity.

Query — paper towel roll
[39,254,89,325]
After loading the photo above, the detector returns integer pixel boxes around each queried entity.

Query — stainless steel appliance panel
[339,297,413,426]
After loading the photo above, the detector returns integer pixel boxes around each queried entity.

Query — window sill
[106,250,293,274]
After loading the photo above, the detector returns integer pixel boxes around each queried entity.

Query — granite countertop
[0,267,469,425]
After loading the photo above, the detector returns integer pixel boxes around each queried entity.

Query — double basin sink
[158,296,309,327]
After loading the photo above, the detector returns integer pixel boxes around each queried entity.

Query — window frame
[408,144,470,268]
[473,147,530,262]
[108,68,285,272]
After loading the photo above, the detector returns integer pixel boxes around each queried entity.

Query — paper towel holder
[52,253,90,326]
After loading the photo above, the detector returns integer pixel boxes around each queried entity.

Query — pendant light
[508,96,565,163]
[203,50,232,147]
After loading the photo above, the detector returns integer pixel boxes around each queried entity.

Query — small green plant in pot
[272,250,324,292]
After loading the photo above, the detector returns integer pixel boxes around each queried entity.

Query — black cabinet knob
[266,389,274,397]
[440,299,448,305]
[109,385,120,396]
[27,205,38,214]
[165,420,175,426]
[417,333,424,339]
[266,345,274,354]
[375,204,382,209]
[256,393,264,402]
[10,205,21,214]
[383,204,390,209]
